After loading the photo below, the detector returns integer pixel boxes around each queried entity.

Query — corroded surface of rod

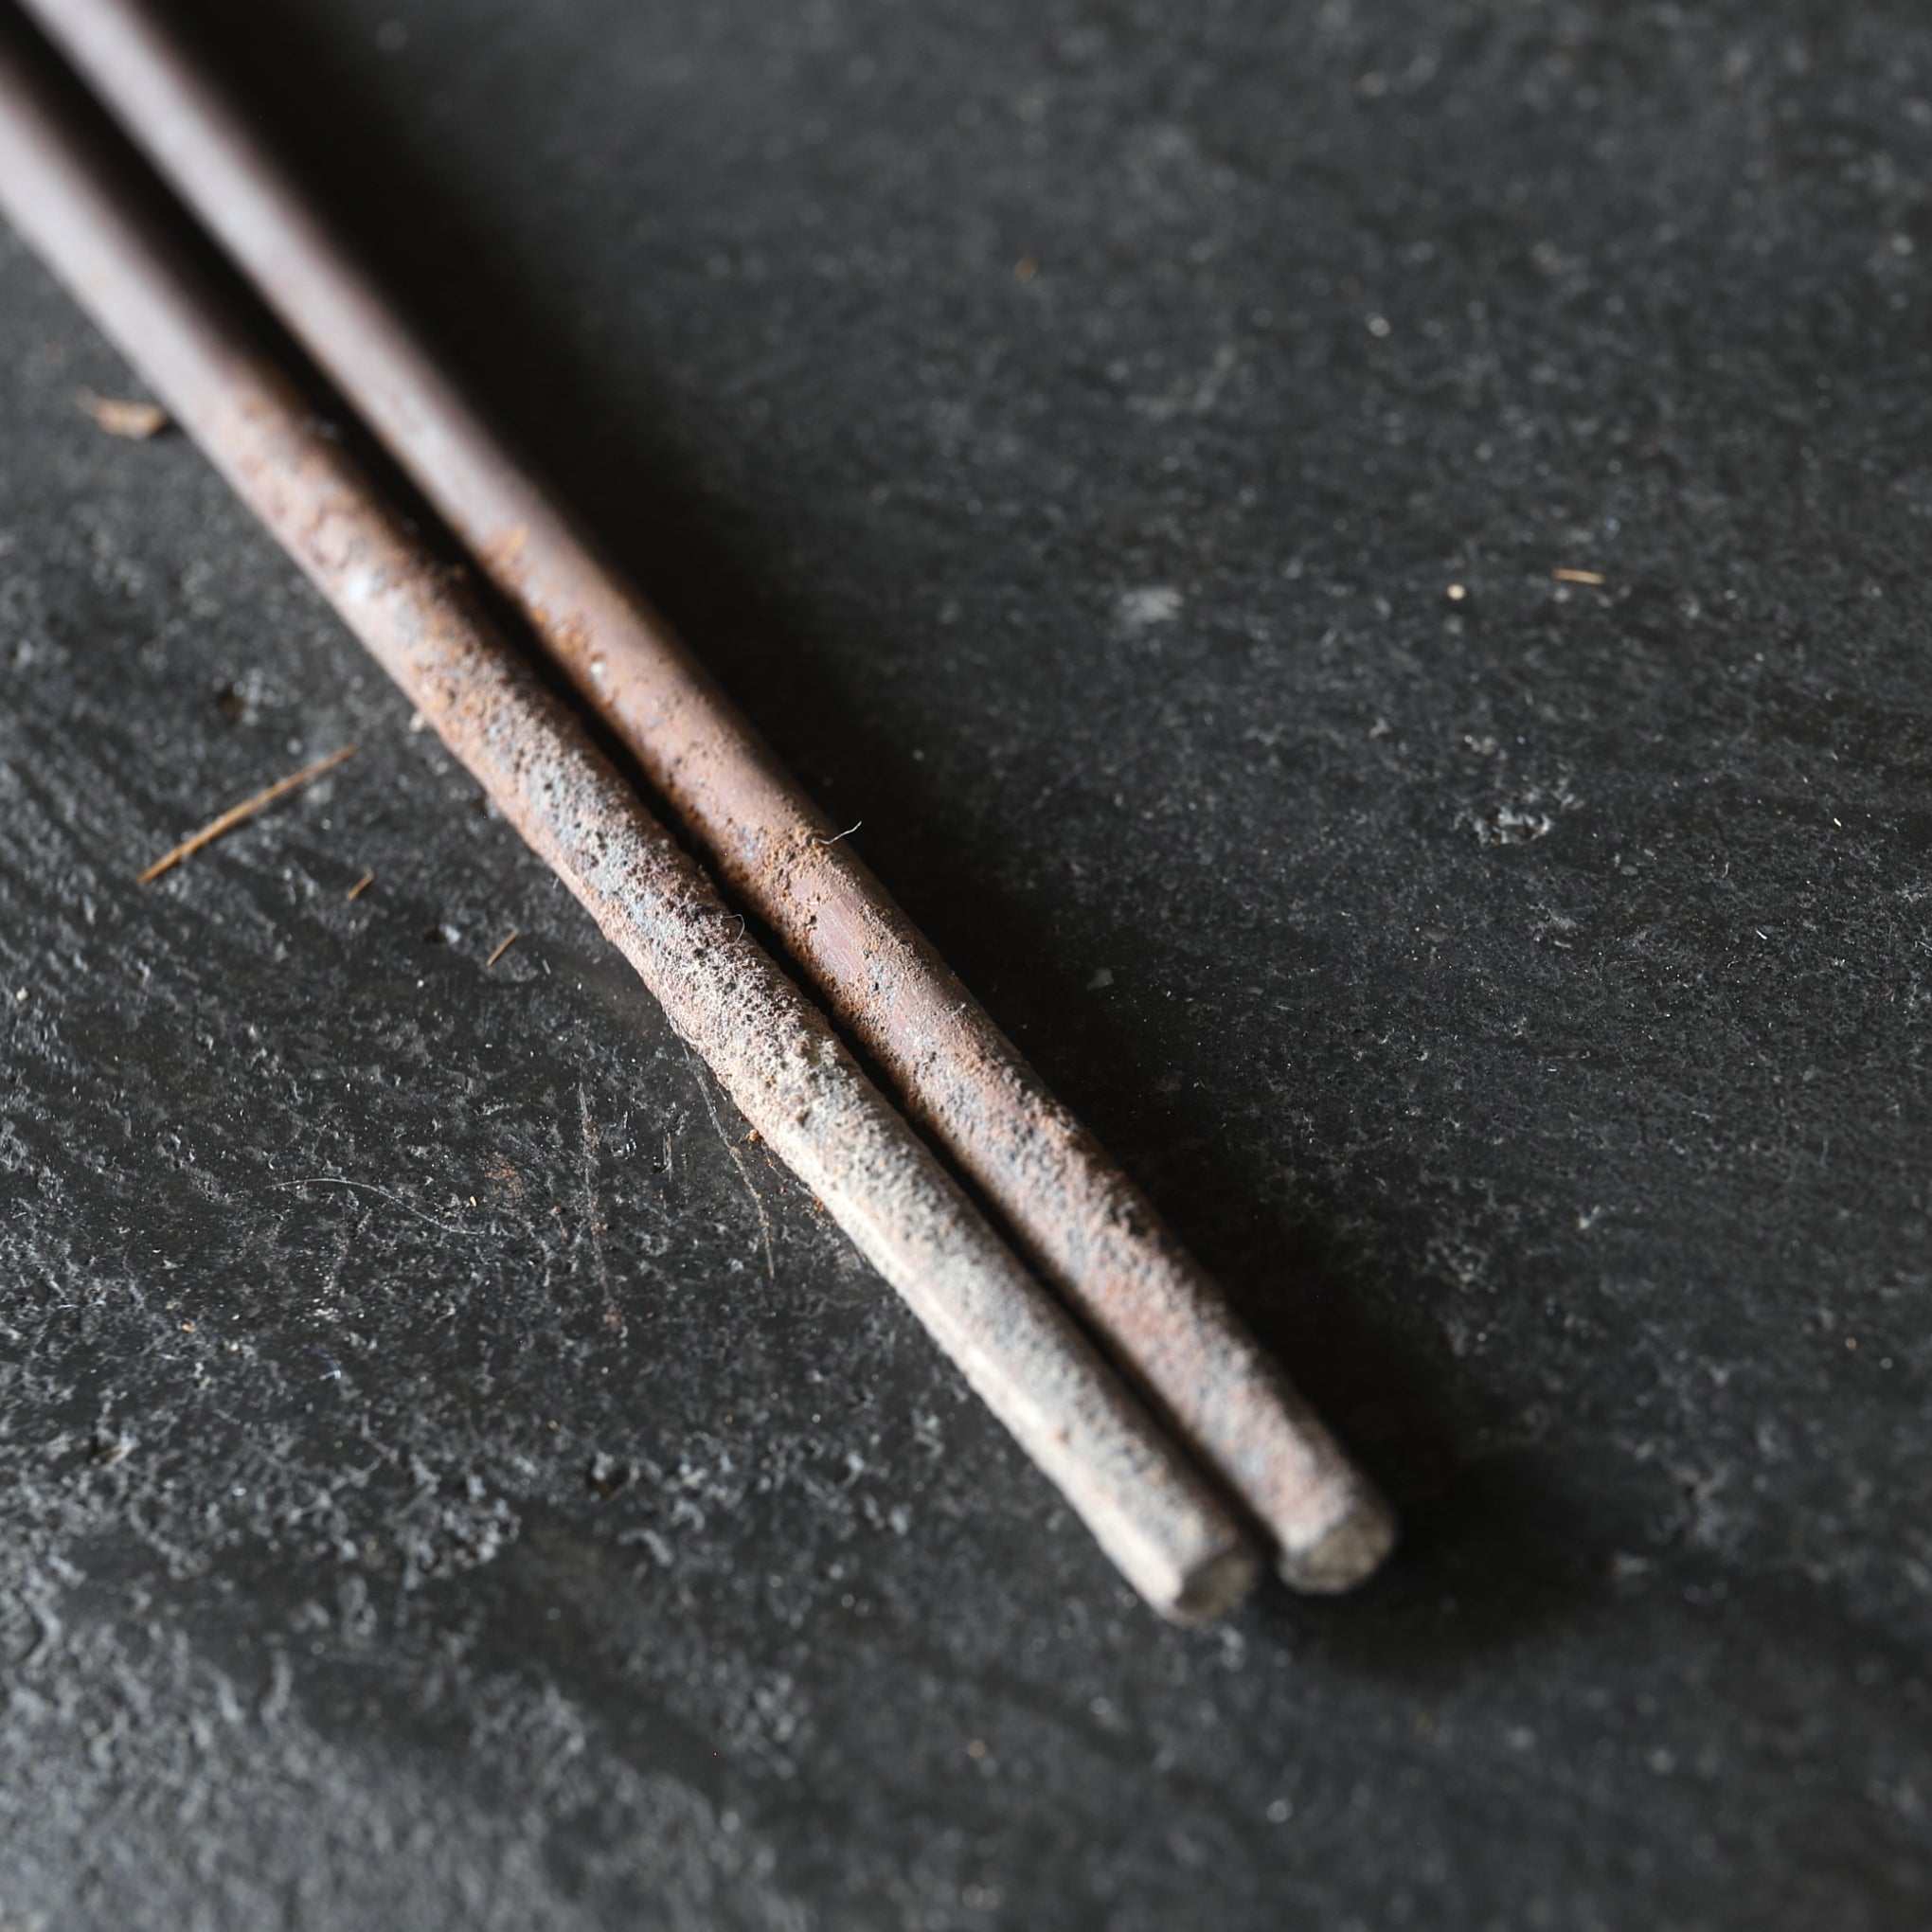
[26,0,1395,1587]
[0,12,1262,1621]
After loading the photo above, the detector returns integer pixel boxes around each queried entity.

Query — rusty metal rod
[0,8,1262,1621]
[27,0,1396,1589]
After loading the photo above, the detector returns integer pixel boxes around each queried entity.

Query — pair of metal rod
[0,0,1395,1612]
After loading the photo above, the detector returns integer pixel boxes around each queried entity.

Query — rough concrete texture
[1,1,1928,1926]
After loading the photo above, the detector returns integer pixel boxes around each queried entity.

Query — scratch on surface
[15,1596,63,1670]
[258,1649,295,1727]
[578,1082,620,1329]
[682,1046,776,1281]
[274,1176,494,1240]
[320,1207,373,1302]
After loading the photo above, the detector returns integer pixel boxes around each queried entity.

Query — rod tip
[1169,1542,1264,1624]
[1276,1484,1399,1595]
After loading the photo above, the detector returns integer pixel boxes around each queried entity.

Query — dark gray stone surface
[2,1,1928,1925]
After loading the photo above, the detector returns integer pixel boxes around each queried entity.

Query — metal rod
[25,0,1396,1589]
[0,9,1261,1622]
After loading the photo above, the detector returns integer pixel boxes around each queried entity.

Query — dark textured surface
[3,2,1929,1925]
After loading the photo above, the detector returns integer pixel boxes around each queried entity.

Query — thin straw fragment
[137,743,354,884]
[77,384,168,438]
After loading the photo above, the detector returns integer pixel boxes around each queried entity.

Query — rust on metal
[26,0,1397,1588]
[0,12,1261,1621]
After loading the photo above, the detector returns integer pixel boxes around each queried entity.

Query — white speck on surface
[1118,585,1184,630]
